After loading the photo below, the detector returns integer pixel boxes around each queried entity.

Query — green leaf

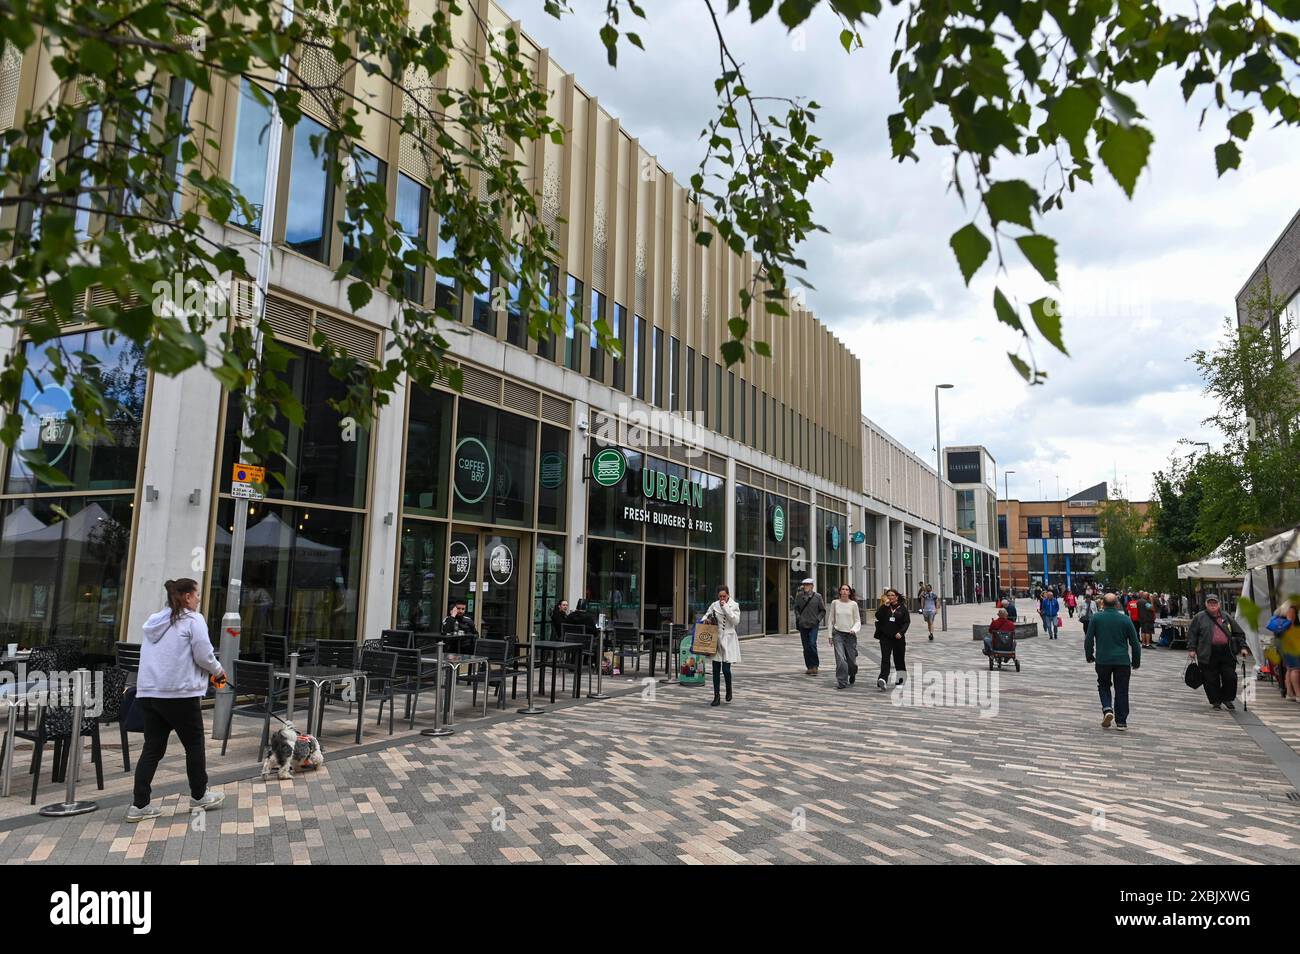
[993,287,1023,332]
[720,340,745,366]
[80,39,116,77]
[1049,86,1098,156]
[1214,140,1241,176]
[840,29,854,53]
[348,281,373,312]
[1015,234,1058,284]
[1029,296,1068,354]
[1097,124,1152,198]
[1226,111,1253,140]
[984,179,1038,229]
[1008,353,1032,382]
[950,224,991,286]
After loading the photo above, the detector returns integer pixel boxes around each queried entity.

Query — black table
[274,665,368,742]
[528,641,583,702]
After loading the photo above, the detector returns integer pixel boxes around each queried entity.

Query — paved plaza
[3,602,1300,864]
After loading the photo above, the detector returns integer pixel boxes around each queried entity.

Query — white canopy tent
[1177,540,1241,582]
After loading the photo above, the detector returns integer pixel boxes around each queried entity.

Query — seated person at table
[565,600,599,637]
[441,599,478,647]
[985,609,1015,655]
[550,600,571,641]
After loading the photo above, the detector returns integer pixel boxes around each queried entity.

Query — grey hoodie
[138,608,223,699]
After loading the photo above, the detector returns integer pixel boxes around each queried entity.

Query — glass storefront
[817,506,847,603]
[0,329,146,652]
[210,342,370,650]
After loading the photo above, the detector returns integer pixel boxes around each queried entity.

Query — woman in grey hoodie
[127,579,227,822]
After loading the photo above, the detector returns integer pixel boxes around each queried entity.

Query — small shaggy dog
[261,723,324,779]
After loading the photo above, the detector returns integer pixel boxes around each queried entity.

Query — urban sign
[454,437,492,504]
[641,467,705,509]
[772,504,786,543]
[540,452,565,489]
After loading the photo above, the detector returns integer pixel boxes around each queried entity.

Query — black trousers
[712,661,732,695]
[133,696,208,808]
[1201,645,1238,706]
[877,636,906,680]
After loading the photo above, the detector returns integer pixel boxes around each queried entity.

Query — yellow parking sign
[232,463,265,485]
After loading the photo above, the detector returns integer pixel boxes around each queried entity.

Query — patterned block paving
[3,603,1299,864]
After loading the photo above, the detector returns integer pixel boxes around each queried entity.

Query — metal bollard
[588,623,610,700]
[517,636,544,715]
[662,626,680,686]
[286,651,299,728]
[212,612,242,741]
[38,668,98,817]
[421,642,453,737]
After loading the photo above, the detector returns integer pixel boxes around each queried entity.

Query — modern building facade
[997,483,1150,595]
[0,0,994,652]
[1236,207,1300,358]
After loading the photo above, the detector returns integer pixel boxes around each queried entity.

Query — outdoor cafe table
[526,641,583,702]
[1160,616,1193,649]
[274,665,368,742]
[0,679,42,797]
[419,653,489,725]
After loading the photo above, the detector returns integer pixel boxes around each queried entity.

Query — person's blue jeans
[1042,614,1058,639]
[1096,664,1131,725]
[799,627,819,669]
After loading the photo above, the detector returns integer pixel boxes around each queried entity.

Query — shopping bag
[1184,662,1204,690]
[1057,616,1063,628]
[693,622,719,656]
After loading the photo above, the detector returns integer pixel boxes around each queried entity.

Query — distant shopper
[974,582,983,604]
[128,579,227,822]
[1274,603,1300,701]
[920,584,939,640]
[1039,589,1061,640]
[1079,593,1098,636]
[793,578,826,676]
[1084,592,1141,730]
[1126,594,1141,632]
[984,608,1015,656]
[1064,590,1078,618]
[875,588,910,689]
[1137,591,1156,648]
[1004,595,1018,622]
[1187,594,1250,711]
[550,599,571,642]
[704,586,742,707]
[829,584,862,689]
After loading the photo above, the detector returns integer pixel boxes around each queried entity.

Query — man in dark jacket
[793,578,826,676]
[550,600,571,642]
[1084,593,1141,730]
[441,599,478,651]
[1187,594,1250,711]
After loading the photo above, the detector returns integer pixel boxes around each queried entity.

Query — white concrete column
[874,513,890,597]
[890,520,905,591]
[128,361,225,641]
[725,456,737,588]
[926,531,939,594]
[360,374,407,641]
[567,401,589,605]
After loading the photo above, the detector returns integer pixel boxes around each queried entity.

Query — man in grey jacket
[793,578,826,675]
[1187,594,1250,711]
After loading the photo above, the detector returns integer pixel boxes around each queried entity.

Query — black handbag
[1184,661,1204,690]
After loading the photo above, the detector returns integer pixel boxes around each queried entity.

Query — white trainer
[125,804,162,823]
[189,790,226,811]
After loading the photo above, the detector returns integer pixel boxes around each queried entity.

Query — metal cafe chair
[611,624,647,674]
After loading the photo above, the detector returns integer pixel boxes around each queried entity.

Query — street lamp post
[1002,469,1015,598]
[934,384,954,632]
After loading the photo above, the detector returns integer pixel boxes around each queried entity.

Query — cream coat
[704,598,743,664]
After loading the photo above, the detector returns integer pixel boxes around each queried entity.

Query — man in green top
[1083,592,1142,731]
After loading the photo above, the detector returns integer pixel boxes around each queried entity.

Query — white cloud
[500,0,1292,503]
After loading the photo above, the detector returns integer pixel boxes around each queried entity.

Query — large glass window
[451,400,535,527]
[686,347,696,415]
[1070,516,1099,538]
[395,172,429,301]
[230,79,273,231]
[633,317,646,399]
[565,275,583,371]
[957,489,976,533]
[690,469,726,551]
[284,113,335,262]
[586,539,640,626]
[164,77,196,216]
[765,493,788,557]
[688,550,724,622]
[7,331,146,495]
[533,535,565,640]
[787,500,811,568]
[589,290,606,381]
[341,149,385,264]
[537,425,568,531]
[220,345,370,509]
[586,445,644,541]
[536,263,559,360]
[505,252,526,347]
[734,483,762,555]
[1027,517,1042,539]
[998,514,1008,548]
[471,261,496,335]
[645,458,688,548]
[1048,516,1064,538]
[402,386,454,516]
[669,336,680,412]
[210,499,363,651]
[652,327,664,407]
[612,303,627,391]
[395,519,445,636]
[735,555,763,636]
[434,234,460,319]
[0,494,135,653]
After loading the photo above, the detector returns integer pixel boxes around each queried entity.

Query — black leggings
[133,696,208,808]
[712,661,732,695]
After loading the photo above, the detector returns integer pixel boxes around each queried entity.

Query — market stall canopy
[1177,540,1241,581]
[1245,527,1300,570]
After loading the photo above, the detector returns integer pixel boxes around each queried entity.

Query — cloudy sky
[500,0,1296,503]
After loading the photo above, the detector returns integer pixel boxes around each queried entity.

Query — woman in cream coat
[704,586,742,706]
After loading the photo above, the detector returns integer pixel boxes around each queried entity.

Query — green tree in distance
[1,0,1298,480]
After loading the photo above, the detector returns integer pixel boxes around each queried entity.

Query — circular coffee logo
[454,437,492,504]
[489,543,514,585]
[448,540,472,585]
[772,504,785,542]
[591,448,626,487]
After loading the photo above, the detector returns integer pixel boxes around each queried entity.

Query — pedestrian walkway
[2,602,1298,864]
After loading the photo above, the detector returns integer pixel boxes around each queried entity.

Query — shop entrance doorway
[643,545,681,630]
[765,559,786,634]
[447,528,526,639]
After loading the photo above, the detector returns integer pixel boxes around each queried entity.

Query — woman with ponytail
[127,578,227,822]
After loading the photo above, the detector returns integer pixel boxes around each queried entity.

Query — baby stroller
[984,626,1020,672]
